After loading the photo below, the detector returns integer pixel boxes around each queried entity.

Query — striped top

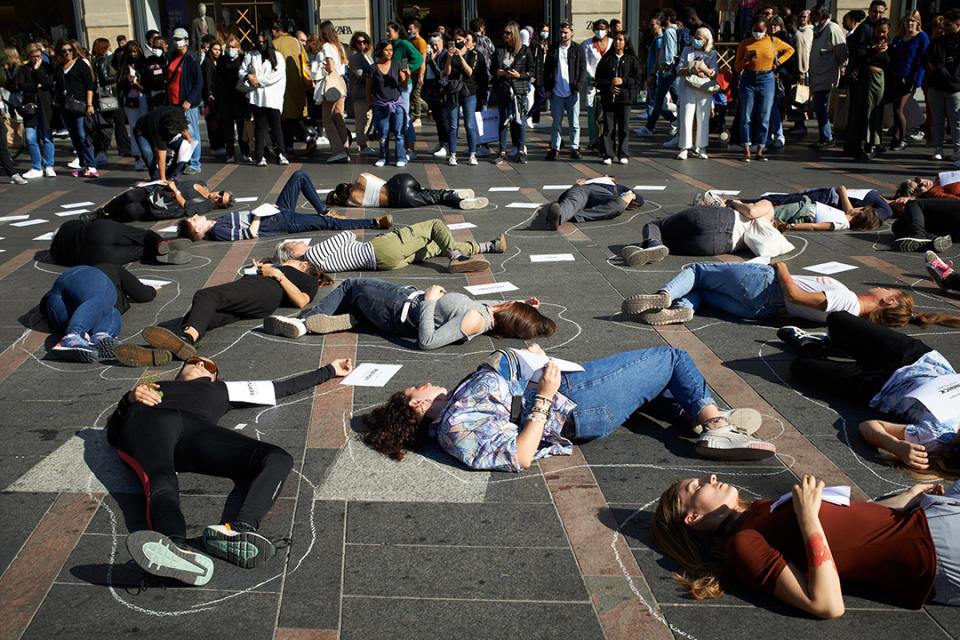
[304,231,376,272]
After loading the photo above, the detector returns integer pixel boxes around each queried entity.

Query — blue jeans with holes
[373,104,407,164]
[549,92,580,150]
[45,266,121,338]
[738,70,775,148]
[561,347,716,440]
[301,277,415,336]
[661,262,784,319]
[813,89,832,142]
[446,94,478,155]
[24,109,55,170]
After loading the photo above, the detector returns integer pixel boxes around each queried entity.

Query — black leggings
[183,277,279,339]
[252,105,284,161]
[791,311,932,402]
[892,198,960,241]
[102,188,181,222]
[221,105,252,158]
[386,173,460,208]
[116,408,293,542]
[601,102,630,160]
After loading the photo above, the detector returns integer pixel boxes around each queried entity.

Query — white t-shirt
[322,42,347,76]
[813,202,850,230]
[784,275,861,322]
[731,213,749,250]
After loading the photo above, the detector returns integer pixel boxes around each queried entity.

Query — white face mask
[595,29,607,39]
[752,31,765,39]
[175,39,188,49]
[227,49,239,58]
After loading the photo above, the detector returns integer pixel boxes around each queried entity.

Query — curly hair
[363,391,430,460]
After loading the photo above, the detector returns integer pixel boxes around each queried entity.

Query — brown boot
[448,254,490,273]
[142,326,197,360]
[375,214,392,229]
[115,344,173,367]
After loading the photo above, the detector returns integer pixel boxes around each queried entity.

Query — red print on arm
[806,532,833,569]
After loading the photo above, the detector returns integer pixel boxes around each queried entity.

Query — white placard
[315,188,332,194]
[60,201,95,209]
[225,380,277,405]
[33,232,55,241]
[139,278,171,287]
[803,261,858,275]
[770,486,850,512]
[446,222,477,230]
[814,202,847,226]
[340,363,403,387]
[746,255,771,264]
[938,170,960,186]
[234,196,258,203]
[11,219,47,227]
[0,249,5,253]
[543,184,572,190]
[906,373,960,423]
[845,188,872,200]
[530,253,575,262]
[252,203,280,217]
[710,190,741,196]
[176,139,199,163]
[244,267,258,275]
[159,225,178,233]
[585,177,615,186]
[464,282,519,296]
[760,192,787,197]
[135,180,165,187]
[488,186,520,192]
[0,215,29,222]
[512,349,585,378]
[56,209,89,217]
[632,185,667,191]
[505,202,541,209]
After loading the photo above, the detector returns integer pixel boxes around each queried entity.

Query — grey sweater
[415,293,492,350]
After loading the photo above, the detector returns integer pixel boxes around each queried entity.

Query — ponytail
[869,290,960,328]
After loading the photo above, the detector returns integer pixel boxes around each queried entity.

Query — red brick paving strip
[0,249,38,281]
[204,163,239,190]
[0,492,103,640]
[270,163,301,195]
[275,629,339,640]
[0,330,47,387]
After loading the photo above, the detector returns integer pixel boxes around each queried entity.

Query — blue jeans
[498,102,527,152]
[560,347,715,440]
[400,83,416,148]
[738,70,775,147]
[24,110,55,170]
[645,70,677,129]
[182,106,202,170]
[373,104,407,164]
[276,170,375,232]
[813,89,832,142]
[136,132,185,180]
[662,263,784,319]
[446,94,478,155]
[550,92,580,150]
[45,266,121,338]
[301,277,415,336]
[64,113,95,169]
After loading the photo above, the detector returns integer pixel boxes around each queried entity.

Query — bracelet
[526,414,546,424]
[535,394,553,405]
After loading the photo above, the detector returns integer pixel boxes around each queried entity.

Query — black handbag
[97,87,119,112]
[16,102,37,118]
[64,95,87,115]
[124,95,140,109]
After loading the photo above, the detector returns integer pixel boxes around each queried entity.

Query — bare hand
[525,296,540,308]
[574,178,588,185]
[329,358,354,376]
[508,69,520,78]
[525,343,546,356]
[621,191,636,205]
[258,263,281,280]
[247,73,260,87]
[424,284,446,301]
[537,361,561,397]
[894,440,930,469]
[791,475,825,526]
[129,383,162,406]
[152,284,163,291]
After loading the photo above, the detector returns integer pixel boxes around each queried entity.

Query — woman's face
[753,23,768,37]
[679,475,740,529]
[904,17,919,33]
[355,36,369,52]
[875,24,890,40]
[380,44,393,61]
[465,33,476,49]
[180,357,218,381]
[60,43,74,61]
[613,33,625,53]
[915,177,934,193]
[210,43,222,58]
[866,287,899,307]
[404,383,448,414]
[503,28,514,45]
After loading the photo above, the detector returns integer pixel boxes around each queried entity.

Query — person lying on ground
[262,278,556,349]
[364,343,776,468]
[888,197,956,252]
[325,172,489,209]
[722,183,893,220]
[542,176,644,230]
[82,179,232,223]
[114,354,353,586]
[49,218,194,266]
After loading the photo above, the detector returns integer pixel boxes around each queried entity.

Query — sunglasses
[214,191,228,205]
[61,47,73,53]
[184,357,218,374]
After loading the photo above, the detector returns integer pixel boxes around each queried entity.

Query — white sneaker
[447,155,457,166]
[619,157,629,165]
[406,150,417,161]
[396,160,407,167]
[67,157,81,169]
[637,125,654,137]
[262,315,307,339]
[257,158,268,167]
[669,122,679,136]
[360,146,378,156]
[525,117,534,128]
[695,149,709,159]
[21,168,43,179]
[468,154,478,166]
[663,136,679,149]
[932,151,944,161]
[433,145,448,158]
[10,174,27,185]
[43,167,56,177]
[602,157,612,165]
[316,136,330,146]
[94,152,109,166]
[134,159,144,171]
[676,149,688,160]
[374,159,386,167]
[772,135,786,149]
[278,154,290,165]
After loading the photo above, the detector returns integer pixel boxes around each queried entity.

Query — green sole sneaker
[126,530,214,586]
[202,525,277,569]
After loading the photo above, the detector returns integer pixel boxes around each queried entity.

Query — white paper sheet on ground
[488,186,520,191]
[906,373,960,423]
[512,350,585,384]
[464,282,519,295]
[0,249,5,253]
[760,192,787,197]
[585,177,615,186]
[770,486,850,512]
[55,209,89,216]
[139,278,171,287]
[176,139,199,164]
[446,222,477,230]
[11,219,47,227]
[632,185,667,191]
[159,225,178,233]
[530,253,575,262]
[814,202,847,226]
[252,203,280,217]
[340,363,403,387]
[846,188,872,200]
[543,184,572,190]
[234,196,258,203]
[243,267,258,275]
[803,261,858,275]
[505,202,541,209]
[0,215,29,222]
[746,255,771,264]
[33,232,55,241]
[225,381,277,405]
[315,188,332,194]
[135,180,165,187]
[710,190,741,195]
[60,201,95,209]
[938,170,960,186]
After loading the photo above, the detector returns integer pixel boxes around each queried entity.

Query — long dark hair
[602,32,637,58]
[326,182,352,206]
[258,30,278,70]
[364,391,431,460]
[491,302,558,340]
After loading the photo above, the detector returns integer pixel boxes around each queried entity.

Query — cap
[172,27,189,40]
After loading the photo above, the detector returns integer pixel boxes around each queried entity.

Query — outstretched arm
[773,262,827,311]
[271,359,353,398]
[859,419,930,469]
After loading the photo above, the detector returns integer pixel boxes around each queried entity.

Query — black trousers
[102,189,182,222]
[642,206,735,255]
[601,102,630,160]
[116,408,292,541]
[51,219,163,266]
[892,198,960,241]
[183,278,280,339]
[791,311,932,402]
[252,105,284,161]
[386,173,460,208]
[221,104,252,158]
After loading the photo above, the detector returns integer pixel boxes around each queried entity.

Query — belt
[399,289,424,324]
[746,68,773,75]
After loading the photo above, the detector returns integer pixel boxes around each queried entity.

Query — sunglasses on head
[184,357,218,374]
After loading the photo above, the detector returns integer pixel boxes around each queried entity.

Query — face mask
[175,39,187,49]
[408,33,416,39]
[147,47,161,57]
[752,31,765,39]
[694,39,704,48]
[227,49,238,58]
[540,31,549,39]
[595,29,607,39]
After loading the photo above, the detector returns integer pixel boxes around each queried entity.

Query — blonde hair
[898,9,922,37]
[4,46,20,65]
[695,27,714,52]
[869,290,960,328]
[504,21,523,55]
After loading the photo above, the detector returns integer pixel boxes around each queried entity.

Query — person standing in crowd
[348,32,376,157]
[847,1,886,55]
[368,40,409,167]
[528,24,550,128]
[923,9,960,161]
[313,21,350,163]
[386,22,423,161]
[117,41,149,170]
[216,36,252,163]
[645,12,665,123]
[242,30,288,167]
[766,17,790,149]
[675,27,718,160]
[443,28,479,166]
[271,21,312,157]
[405,19,429,128]
[583,19,611,151]
[54,39,98,177]
[734,19,794,162]
[639,10,679,138]
[808,5,848,150]
[490,21,534,165]
[200,40,223,155]
[786,10,813,136]
[166,28,203,175]
[846,19,890,161]
[423,33,451,158]
[92,38,131,162]
[596,31,640,164]
[545,21,586,160]
[889,11,929,151]
[142,35,169,109]
[14,42,56,180]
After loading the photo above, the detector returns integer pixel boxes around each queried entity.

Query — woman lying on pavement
[619,261,960,327]
[81,179,232,223]
[114,354,353,585]
[363,343,776,469]
[652,473,958,617]
[325,172,489,210]
[116,258,331,366]
[262,279,556,349]
[49,219,194,266]
[776,311,960,476]
[730,183,893,220]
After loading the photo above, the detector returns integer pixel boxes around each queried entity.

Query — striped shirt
[207,211,287,242]
[304,231,376,272]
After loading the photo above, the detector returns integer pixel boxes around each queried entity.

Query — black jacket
[595,52,641,104]
[924,33,960,93]
[201,54,216,102]
[12,61,55,127]
[544,41,587,95]
[490,45,535,96]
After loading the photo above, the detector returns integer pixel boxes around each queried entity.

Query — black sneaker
[126,530,214,586]
[570,148,582,159]
[776,326,830,350]
[895,237,933,252]
[545,148,558,161]
[201,524,278,569]
[492,152,505,165]
[545,203,561,230]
